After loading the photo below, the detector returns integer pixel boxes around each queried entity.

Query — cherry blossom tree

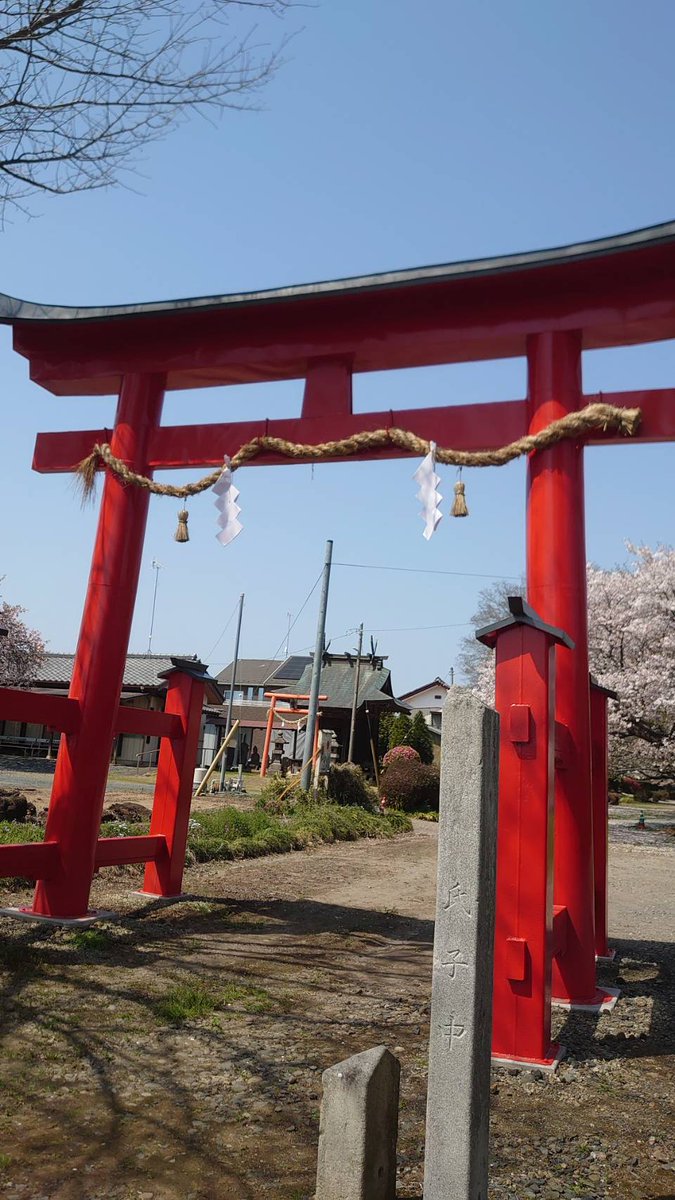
[0,583,45,685]
[587,544,675,785]
[469,546,675,785]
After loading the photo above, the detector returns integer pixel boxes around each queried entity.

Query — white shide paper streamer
[413,440,443,540]
[213,457,242,546]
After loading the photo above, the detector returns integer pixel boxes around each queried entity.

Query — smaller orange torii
[260,692,327,778]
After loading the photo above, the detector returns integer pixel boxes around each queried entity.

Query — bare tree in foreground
[0,0,292,211]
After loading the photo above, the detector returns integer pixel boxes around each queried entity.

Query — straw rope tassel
[175,509,190,542]
[451,478,469,518]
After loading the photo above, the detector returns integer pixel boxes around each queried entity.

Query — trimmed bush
[382,744,420,769]
[326,763,376,809]
[379,760,440,813]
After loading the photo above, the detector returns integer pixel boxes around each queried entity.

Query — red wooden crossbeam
[0,687,183,740]
[114,708,183,738]
[0,834,166,882]
[0,841,60,879]
[95,834,167,868]
[0,687,80,732]
[31,387,675,477]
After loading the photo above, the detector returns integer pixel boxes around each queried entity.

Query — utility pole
[147,559,162,653]
[284,612,292,658]
[347,622,364,763]
[301,540,333,791]
[219,592,244,790]
[450,667,455,686]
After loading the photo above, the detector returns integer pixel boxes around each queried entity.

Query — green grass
[66,929,112,952]
[155,980,220,1024]
[155,978,275,1024]
[0,802,412,878]
[188,803,412,863]
[221,981,274,1013]
[0,1154,11,1171]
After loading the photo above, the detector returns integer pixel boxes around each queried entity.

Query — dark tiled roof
[294,658,397,711]
[217,655,312,690]
[33,652,198,691]
[271,655,313,684]
[217,658,283,687]
[398,678,450,700]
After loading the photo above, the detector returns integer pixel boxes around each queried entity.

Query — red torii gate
[1,222,674,1008]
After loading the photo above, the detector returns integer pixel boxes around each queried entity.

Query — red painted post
[142,668,206,897]
[590,679,616,961]
[526,332,603,1006]
[478,599,571,1068]
[32,373,166,918]
[260,696,276,777]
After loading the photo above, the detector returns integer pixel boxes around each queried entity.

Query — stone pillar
[423,689,499,1200]
[316,1045,400,1200]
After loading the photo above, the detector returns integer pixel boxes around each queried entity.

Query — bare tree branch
[0,0,295,211]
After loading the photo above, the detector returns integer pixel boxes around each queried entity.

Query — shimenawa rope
[74,401,641,538]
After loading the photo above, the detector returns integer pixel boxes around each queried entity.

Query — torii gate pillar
[526,331,610,1007]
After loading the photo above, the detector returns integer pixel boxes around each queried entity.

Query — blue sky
[1,0,674,692]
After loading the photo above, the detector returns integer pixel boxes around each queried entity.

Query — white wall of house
[402,683,449,731]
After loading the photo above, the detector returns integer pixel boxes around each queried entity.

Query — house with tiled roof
[0,652,223,766]
[398,677,451,732]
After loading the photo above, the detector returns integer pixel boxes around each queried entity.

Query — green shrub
[379,760,440,812]
[326,763,376,809]
[255,774,307,815]
[381,809,414,833]
[409,711,435,764]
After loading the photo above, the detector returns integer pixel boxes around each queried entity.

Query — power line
[269,570,323,660]
[367,621,472,633]
[297,619,472,645]
[334,561,521,581]
[205,596,241,661]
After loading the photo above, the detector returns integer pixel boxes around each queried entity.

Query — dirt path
[0,824,672,1200]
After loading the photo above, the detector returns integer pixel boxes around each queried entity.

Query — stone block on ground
[316,1044,400,1200]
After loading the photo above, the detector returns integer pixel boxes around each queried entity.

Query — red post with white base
[32,373,166,920]
[478,597,572,1070]
[590,677,617,962]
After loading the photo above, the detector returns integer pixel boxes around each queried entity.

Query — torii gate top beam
[6,221,675,397]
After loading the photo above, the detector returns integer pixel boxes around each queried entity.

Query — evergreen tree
[387,712,412,751]
[378,712,394,759]
[409,710,434,764]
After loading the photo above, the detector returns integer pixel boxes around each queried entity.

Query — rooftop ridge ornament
[73,402,641,538]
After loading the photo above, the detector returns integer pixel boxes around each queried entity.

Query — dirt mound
[0,788,37,822]
[102,801,152,824]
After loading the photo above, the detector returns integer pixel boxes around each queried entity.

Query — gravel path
[0,820,672,1199]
